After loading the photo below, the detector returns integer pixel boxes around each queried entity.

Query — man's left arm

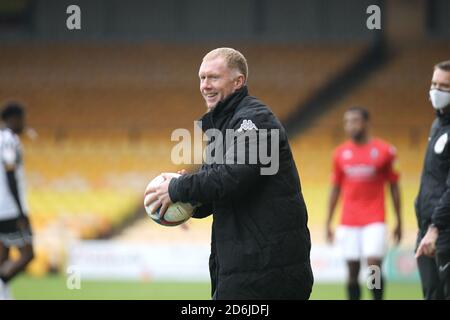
[431,168,450,232]
[169,116,273,204]
[146,115,278,214]
[416,168,450,257]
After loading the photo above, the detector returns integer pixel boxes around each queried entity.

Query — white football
[144,173,194,226]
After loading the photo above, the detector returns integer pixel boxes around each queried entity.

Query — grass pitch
[9,275,422,300]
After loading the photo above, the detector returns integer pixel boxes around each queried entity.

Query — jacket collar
[198,86,248,132]
[437,109,450,126]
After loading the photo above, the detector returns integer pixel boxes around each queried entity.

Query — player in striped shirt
[0,102,34,300]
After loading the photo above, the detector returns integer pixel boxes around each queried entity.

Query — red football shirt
[332,138,399,226]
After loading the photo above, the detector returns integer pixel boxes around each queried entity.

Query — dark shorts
[0,216,33,248]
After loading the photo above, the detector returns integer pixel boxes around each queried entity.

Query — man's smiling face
[199,56,241,111]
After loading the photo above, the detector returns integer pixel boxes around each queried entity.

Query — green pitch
[10,275,422,300]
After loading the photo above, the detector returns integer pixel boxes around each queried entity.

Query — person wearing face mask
[415,60,450,300]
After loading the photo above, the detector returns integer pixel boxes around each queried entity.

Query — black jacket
[169,86,313,299]
[416,111,450,250]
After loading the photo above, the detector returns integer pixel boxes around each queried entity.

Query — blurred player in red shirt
[326,107,402,300]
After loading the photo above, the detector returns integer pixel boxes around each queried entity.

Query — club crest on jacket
[237,119,258,133]
[434,133,448,154]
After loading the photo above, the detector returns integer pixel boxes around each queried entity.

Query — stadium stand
[0,43,366,274]
[290,41,450,244]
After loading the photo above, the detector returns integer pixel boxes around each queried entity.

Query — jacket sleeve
[192,203,213,219]
[183,165,213,219]
[431,168,450,231]
[168,116,275,204]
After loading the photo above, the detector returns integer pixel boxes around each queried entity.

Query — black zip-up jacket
[169,86,314,299]
[416,110,450,250]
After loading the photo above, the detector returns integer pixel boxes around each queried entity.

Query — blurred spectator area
[0,43,365,266]
[1,0,449,276]
[0,0,33,32]
[291,40,450,234]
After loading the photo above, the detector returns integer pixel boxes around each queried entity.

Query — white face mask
[430,89,450,110]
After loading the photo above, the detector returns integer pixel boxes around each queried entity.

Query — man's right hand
[177,169,188,175]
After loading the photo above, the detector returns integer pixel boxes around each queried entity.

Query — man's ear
[234,74,245,89]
